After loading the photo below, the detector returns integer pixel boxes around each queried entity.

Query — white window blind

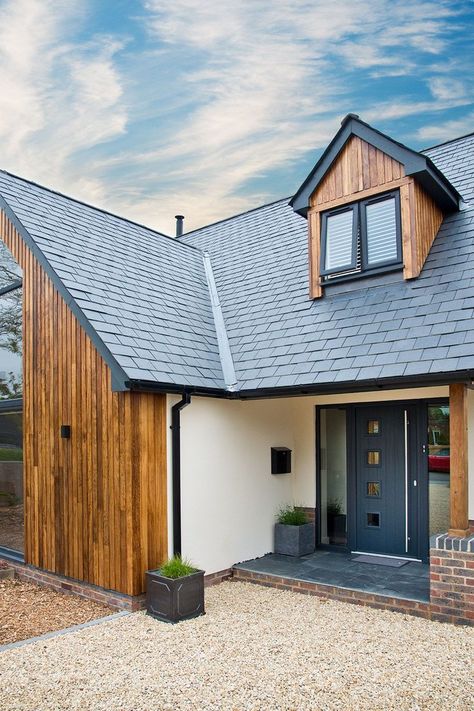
[324,209,354,272]
[365,197,398,265]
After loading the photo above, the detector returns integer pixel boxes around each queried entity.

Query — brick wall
[295,507,316,524]
[0,557,233,610]
[430,534,474,626]
[233,568,431,618]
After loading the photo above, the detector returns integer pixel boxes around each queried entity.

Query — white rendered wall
[170,396,295,574]
[170,384,474,575]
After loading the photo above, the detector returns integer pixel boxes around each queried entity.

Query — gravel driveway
[1,581,472,710]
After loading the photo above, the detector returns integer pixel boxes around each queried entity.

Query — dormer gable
[291,115,461,298]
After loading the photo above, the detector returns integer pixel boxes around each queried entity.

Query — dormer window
[321,191,401,281]
[291,115,459,298]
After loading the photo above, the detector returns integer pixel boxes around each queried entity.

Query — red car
[428,448,450,473]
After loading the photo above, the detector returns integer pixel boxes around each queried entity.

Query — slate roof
[0,129,473,395]
[182,131,474,393]
[0,172,226,390]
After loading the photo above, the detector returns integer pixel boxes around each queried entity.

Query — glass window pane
[0,241,22,284]
[366,197,398,265]
[324,210,354,271]
[367,450,380,466]
[0,241,22,400]
[319,408,347,546]
[367,419,380,435]
[367,512,380,527]
[0,407,24,552]
[0,290,22,398]
[428,404,450,536]
[367,481,381,497]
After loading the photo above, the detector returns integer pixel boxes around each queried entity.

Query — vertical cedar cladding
[0,211,167,596]
[308,136,444,298]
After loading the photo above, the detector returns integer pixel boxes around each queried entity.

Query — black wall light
[60,425,71,439]
[271,447,292,475]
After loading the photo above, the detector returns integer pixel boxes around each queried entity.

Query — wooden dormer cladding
[307,136,444,298]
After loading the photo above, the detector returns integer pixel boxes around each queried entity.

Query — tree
[0,242,22,398]
[0,372,22,400]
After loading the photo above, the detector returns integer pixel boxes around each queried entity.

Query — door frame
[315,397,448,563]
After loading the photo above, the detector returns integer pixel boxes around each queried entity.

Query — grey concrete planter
[274,522,315,556]
[146,569,205,624]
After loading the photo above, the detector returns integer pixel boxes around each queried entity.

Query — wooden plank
[448,384,470,537]
[0,211,168,595]
[308,210,322,299]
[400,180,417,280]
[308,176,411,215]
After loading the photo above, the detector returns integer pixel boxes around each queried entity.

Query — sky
[0,0,472,235]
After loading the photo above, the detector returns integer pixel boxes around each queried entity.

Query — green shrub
[327,498,343,516]
[277,505,308,526]
[158,556,197,579]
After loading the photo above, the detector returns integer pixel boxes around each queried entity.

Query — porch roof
[0,129,474,395]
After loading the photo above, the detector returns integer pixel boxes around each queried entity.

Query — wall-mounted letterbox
[271,447,292,474]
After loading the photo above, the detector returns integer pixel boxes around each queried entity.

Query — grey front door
[355,404,416,557]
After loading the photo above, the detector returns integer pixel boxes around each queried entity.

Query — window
[367,419,380,435]
[0,241,22,401]
[0,403,24,553]
[320,191,401,280]
[367,481,381,497]
[367,450,381,466]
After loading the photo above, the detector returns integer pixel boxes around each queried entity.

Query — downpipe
[170,392,191,556]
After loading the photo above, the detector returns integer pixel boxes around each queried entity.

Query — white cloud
[0,0,470,235]
[124,0,466,232]
[0,0,127,200]
[429,77,467,102]
[417,112,474,143]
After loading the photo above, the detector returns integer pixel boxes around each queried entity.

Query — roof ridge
[0,168,203,255]
[182,196,292,238]
[421,130,474,153]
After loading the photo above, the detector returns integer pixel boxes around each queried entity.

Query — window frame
[360,190,402,272]
[320,189,402,282]
[320,204,359,277]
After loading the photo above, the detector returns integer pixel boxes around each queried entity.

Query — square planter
[274,522,315,556]
[146,569,205,623]
[327,513,347,545]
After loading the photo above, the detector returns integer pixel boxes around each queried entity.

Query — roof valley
[202,251,238,391]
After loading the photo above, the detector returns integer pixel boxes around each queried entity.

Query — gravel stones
[1,581,473,710]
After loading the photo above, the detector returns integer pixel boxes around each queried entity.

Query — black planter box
[146,569,205,624]
[274,522,315,557]
[327,514,347,545]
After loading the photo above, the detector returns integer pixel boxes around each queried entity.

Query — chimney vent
[175,215,184,238]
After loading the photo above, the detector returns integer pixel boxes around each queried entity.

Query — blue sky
[0,0,472,234]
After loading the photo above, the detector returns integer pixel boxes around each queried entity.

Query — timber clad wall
[310,136,405,206]
[308,135,445,298]
[0,212,167,596]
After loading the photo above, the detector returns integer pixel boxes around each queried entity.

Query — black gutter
[234,369,474,400]
[170,392,192,556]
[128,369,474,401]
